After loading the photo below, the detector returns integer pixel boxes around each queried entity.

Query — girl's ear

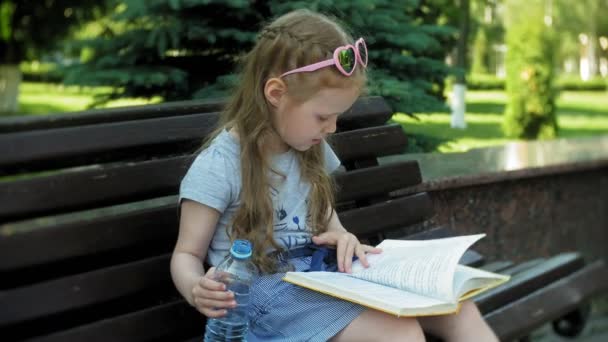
[264,77,287,108]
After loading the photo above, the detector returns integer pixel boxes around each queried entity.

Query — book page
[452,264,510,299]
[349,234,485,302]
[284,271,453,316]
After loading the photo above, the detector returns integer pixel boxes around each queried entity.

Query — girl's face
[271,86,360,153]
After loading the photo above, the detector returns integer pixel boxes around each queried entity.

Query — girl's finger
[194,297,237,310]
[193,286,234,301]
[335,237,345,272]
[199,276,226,291]
[355,245,382,268]
[356,245,370,267]
[343,238,356,273]
[200,306,228,318]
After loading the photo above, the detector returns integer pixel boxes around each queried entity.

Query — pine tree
[63,0,265,104]
[267,0,458,114]
[65,0,457,114]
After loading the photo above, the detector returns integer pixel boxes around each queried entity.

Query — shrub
[503,1,558,139]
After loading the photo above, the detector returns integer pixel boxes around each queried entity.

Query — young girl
[171,9,498,342]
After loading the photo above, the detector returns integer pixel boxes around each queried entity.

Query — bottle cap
[231,239,252,259]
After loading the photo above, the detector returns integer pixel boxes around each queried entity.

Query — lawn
[11,82,608,153]
[16,82,159,115]
[392,90,608,152]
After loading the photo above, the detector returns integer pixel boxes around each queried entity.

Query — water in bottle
[204,239,258,342]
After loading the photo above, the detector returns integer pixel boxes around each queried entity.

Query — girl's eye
[317,115,329,122]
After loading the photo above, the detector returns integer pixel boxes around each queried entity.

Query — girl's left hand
[312,231,382,273]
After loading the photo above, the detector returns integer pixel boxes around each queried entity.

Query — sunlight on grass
[393,90,608,153]
[16,82,160,115]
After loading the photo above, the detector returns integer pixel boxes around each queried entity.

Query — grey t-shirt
[179,129,341,266]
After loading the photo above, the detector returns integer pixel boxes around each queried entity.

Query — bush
[503,0,558,140]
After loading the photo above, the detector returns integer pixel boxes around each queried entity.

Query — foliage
[468,73,607,92]
[502,0,558,140]
[63,0,458,114]
[0,0,109,64]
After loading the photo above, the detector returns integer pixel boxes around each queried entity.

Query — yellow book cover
[283,234,510,317]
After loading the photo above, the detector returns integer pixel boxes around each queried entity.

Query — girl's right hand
[191,267,237,318]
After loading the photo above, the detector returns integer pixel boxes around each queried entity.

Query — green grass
[392,90,608,153]
[15,82,159,115]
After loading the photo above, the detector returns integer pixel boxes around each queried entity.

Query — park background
[1,1,607,341]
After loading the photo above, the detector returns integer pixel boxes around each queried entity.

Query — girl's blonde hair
[204,9,366,273]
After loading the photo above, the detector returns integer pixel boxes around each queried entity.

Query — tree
[63,0,265,105]
[65,0,458,115]
[503,0,558,139]
[0,0,109,113]
[553,0,608,79]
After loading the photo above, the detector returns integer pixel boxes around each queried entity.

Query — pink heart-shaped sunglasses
[280,38,368,78]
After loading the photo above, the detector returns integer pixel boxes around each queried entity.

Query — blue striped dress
[246,256,366,341]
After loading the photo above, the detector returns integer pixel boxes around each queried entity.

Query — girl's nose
[325,117,337,134]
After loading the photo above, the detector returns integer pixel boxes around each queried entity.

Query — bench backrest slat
[0,126,411,222]
[27,301,201,342]
[0,255,172,327]
[340,193,433,237]
[0,96,390,134]
[0,113,219,174]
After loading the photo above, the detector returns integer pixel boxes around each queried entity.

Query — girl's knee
[457,300,483,321]
[333,310,425,342]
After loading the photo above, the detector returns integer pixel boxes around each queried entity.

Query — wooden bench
[1,96,606,341]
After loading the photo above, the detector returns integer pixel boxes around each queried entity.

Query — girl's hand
[191,267,236,318]
[312,231,382,273]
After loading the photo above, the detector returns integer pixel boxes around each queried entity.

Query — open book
[283,234,509,317]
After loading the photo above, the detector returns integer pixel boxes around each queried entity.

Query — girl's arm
[170,199,235,317]
[326,206,347,233]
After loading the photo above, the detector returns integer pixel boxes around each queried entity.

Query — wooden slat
[0,112,219,174]
[339,193,433,238]
[401,226,454,241]
[484,260,608,341]
[0,157,190,222]
[481,261,515,273]
[0,254,173,329]
[499,258,546,275]
[0,128,413,222]
[474,253,585,314]
[0,98,393,174]
[329,124,407,162]
[0,163,421,275]
[30,300,202,342]
[336,96,393,130]
[0,98,225,133]
[0,205,177,277]
[0,96,389,134]
[334,161,421,202]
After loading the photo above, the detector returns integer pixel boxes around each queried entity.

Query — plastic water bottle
[204,239,258,342]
